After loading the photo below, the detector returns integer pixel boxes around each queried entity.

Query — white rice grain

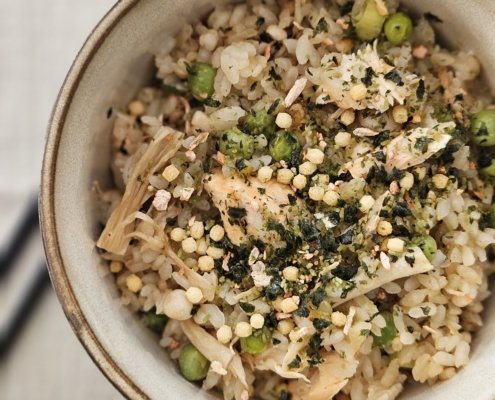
[454,341,470,367]
[432,351,456,367]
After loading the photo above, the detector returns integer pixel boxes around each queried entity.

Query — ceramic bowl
[40,1,495,399]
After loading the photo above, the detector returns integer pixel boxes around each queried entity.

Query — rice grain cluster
[96,1,495,399]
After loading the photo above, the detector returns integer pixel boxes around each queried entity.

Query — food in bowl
[95,0,495,399]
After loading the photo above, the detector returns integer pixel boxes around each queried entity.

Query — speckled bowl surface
[41,1,495,399]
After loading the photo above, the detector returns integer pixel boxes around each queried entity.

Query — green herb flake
[269,66,282,81]
[225,262,249,284]
[239,302,255,313]
[374,150,386,162]
[227,207,247,220]
[299,219,320,241]
[288,355,301,369]
[202,97,221,107]
[405,255,415,266]
[235,158,247,171]
[372,130,390,146]
[308,333,322,351]
[268,98,281,114]
[414,136,432,153]
[384,69,404,87]
[382,56,395,67]
[308,351,323,367]
[190,304,200,315]
[340,281,357,299]
[320,233,338,254]
[312,318,331,331]
[311,287,326,307]
[327,211,341,225]
[313,17,328,37]
[339,228,354,245]
[260,31,273,43]
[332,260,359,281]
[416,79,426,100]
[296,306,310,317]
[344,203,360,224]
[184,62,196,75]
[265,276,284,300]
[392,202,412,217]
[361,67,376,87]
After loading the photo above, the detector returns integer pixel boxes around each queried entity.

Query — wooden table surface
[0,1,122,398]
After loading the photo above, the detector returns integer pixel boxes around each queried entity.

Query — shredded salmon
[412,45,428,59]
[322,38,334,47]
[214,151,226,165]
[336,18,349,30]
[264,43,272,59]
[438,68,456,107]
[473,191,485,200]
[404,192,416,209]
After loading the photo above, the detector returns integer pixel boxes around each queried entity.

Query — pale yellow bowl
[41,1,495,399]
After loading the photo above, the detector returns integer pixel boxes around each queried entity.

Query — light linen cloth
[0,1,121,399]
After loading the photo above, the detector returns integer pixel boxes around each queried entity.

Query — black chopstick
[0,196,51,359]
[0,262,50,359]
[0,198,40,279]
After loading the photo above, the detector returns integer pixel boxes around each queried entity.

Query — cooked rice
[96,1,495,399]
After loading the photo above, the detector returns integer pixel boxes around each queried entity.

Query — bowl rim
[39,0,145,398]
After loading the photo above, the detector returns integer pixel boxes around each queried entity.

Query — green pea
[481,160,495,177]
[418,235,438,261]
[240,327,271,355]
[471,110,495,146]
[351,0,387,41]
[178,343,210,382]
[187,62,217,100]
[384,12,413,45]
[240,110,276,139]
[219,127,255,159]
[489,204,495,228]
[143,308,168,334]
[435,105,453,123]
[372,311,397,348]
[269,131,300,162]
